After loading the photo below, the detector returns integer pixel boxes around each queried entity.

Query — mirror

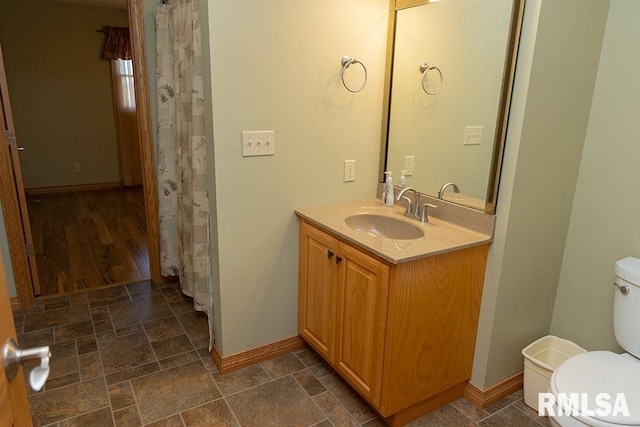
[380,0,524,214]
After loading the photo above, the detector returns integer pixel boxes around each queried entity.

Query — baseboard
[26,182,123,195]
[464,371,524,409]
[210,336,306,374]
[10,296,19,311]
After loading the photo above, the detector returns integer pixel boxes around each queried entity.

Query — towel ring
[340,56,368,93]
[420,62,443,95]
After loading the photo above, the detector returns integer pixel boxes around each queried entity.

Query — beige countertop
[295,199,493,264]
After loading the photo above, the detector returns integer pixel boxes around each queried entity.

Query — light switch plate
[463,126,483,145]
[242,130,275,156]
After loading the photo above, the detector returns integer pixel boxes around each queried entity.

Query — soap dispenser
[383,171,394,207]
[399,170,408,188]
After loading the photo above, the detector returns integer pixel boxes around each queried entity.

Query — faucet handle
[420,203,438,223]
[399,196,412,214]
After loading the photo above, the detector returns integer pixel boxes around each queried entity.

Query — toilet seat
[550,351,640,426]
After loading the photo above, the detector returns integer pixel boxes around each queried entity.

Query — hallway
[27,187,149,296]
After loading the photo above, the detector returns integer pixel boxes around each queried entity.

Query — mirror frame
[379,0,526,214]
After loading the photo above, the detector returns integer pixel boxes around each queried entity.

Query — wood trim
[395,0,430,9]
[0,43,35,308]
[128,0,162,284]
[25,182,123,196]
[1,49,41,296]
[464,371,524,409]
[378,0,397,184]
[210,336,306,374]
[485,0,526,214]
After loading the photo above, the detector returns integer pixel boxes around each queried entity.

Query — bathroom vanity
[296,200,493,426]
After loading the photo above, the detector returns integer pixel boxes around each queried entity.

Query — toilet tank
[614,257,640,357]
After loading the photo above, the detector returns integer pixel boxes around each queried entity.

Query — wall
[550,0,640,352]
[471,0,609,388]
[0,0,128,189]
[386,0,513,200]
[0,201,16,297]
[208,0,388,356]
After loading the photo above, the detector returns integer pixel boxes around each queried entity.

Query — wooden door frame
[0,44,35,308]
[2,0,162,307]
[128,0,162,285]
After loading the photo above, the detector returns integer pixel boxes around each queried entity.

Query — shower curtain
[155,0,213,342]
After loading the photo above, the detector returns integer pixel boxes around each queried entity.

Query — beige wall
[471,0,609,388]
[208,0,388,355]
[0,0,128,188]
[550,0,640,352]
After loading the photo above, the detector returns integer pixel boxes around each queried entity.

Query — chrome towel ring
[420,62,443,95]
[341,56,368,93]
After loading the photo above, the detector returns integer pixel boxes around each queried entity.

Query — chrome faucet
[396,187,420,220]
[396,187,438,222]
[438,182,460,199]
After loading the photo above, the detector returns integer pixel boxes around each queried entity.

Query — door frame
[1,0,162,308]
[128,0,162,285]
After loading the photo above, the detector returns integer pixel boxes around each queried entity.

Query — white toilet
[549,257,640,427]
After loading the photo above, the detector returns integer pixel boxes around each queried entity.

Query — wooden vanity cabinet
[298,219,490,426]
[298,220,389,405]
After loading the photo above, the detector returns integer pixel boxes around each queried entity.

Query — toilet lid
[551,351,640,425]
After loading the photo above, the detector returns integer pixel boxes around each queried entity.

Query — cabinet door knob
[336,255,343,264]
[327,250,334,260]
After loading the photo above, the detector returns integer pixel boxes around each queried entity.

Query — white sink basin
[344,213,424,240]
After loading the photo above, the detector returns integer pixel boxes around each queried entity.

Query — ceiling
[47,0,127,10]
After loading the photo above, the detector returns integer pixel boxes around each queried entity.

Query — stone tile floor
[12,281,550,426]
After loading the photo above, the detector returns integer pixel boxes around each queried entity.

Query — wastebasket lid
[551,351,640,425]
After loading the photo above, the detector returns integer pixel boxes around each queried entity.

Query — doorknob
[3,338,50,391]
[17,146,24,152]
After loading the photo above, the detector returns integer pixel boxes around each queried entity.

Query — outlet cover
[463,126,483,145]
[404,156,415,175]
[344,160,356,182]
[242,130,275,156]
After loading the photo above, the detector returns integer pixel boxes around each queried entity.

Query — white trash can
[521,335,586,411]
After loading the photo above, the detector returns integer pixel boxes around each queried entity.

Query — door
[0,248,32,425]
[298,221,338,361]
[0,41,39,306]
[334,242,389,406]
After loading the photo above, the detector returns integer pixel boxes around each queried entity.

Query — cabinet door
[335,242,389,407]
[298,221,338,361]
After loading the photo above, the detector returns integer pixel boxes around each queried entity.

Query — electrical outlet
[73,163,80,173]
[404,156,415,175]
[463,126,483,145]
[242,130,275,156]
[344,160,356,182]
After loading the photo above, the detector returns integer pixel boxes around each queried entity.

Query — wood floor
[27,187,149,296]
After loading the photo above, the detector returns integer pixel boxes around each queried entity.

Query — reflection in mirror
[381,0,524,213]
